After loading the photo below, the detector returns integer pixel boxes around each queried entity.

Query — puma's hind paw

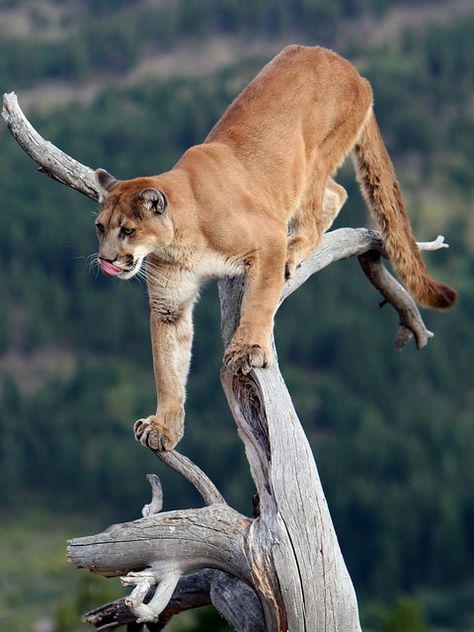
[224,341,273,375]
[285,251,304,280]
[285,259,297,280]
[134,410,184,451]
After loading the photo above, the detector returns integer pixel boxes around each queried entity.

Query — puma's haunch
[94,45,456,451]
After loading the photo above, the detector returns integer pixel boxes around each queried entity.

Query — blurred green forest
[0,0,473,631]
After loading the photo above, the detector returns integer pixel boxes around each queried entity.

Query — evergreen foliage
[0,1,472,630]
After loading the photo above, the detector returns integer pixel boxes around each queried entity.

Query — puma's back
[206,46,373,209]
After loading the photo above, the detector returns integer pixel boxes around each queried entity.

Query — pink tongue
[100,259,123,276]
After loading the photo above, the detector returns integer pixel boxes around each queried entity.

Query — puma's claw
[285,261,296,280]
[134,411,184,451]
[224,342,273,375]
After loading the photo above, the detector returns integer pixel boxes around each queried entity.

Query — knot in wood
[233,373,271,463]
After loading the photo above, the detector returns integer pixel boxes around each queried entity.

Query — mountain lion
[94,45,456,451]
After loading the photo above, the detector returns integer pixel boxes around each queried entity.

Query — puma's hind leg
[321,177,347,232]
[286,176,347,279]
[286,179,324,280]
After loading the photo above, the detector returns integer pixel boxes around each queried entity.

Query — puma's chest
[193,250,245,280]
[146,248,244,309]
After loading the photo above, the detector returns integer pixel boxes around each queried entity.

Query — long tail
[352,110,457,310]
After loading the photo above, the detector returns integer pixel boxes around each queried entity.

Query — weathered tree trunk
[2,92,450,631]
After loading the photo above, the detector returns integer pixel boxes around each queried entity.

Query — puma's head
[94,169,174,279]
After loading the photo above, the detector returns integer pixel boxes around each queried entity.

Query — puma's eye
[96,222,105,233]
[121,226,135,237]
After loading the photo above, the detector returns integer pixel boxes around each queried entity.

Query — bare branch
[83,570,214,631]
[83,570,264,632]
[121,569,182,624]
[1,92,227,506]
[279,227,445,349]
[68,505,252,581]
[358,250,433,349]
[152,449,226,506]
[142,475,163,517]
[417,234,449,251]
[280,227,385,304]
[2,92,99,200]
[210,571,265,632]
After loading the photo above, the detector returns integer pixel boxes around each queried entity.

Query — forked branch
[84,570,264,631]
[67,504,252,623]
[359,249,433,349]
[281,227,447,349]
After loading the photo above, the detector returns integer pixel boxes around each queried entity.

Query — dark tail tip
[424,281,458,310]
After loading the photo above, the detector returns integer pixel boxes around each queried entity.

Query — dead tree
[2,92,450,631]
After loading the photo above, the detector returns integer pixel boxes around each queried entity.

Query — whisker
[134,274,146,290]
[86,253,101,278]
[144,270,170,286]
[74,253,97,263]
[143,260,170,284]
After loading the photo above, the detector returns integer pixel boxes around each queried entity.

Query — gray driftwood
[3,92,450,631]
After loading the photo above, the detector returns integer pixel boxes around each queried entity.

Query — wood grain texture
[68,505,252,581]
[217,229,447,630]
[219,272,362,632]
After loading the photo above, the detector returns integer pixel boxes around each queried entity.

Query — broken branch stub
[142,474,163,517]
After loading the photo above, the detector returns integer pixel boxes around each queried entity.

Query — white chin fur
[118,257,143,280]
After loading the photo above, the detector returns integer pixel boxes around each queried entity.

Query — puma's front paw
[134,409,184,451]
[224,341,273,375]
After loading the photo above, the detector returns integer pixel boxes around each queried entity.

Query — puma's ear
[138,188,167,214]
[95,168,119,200]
